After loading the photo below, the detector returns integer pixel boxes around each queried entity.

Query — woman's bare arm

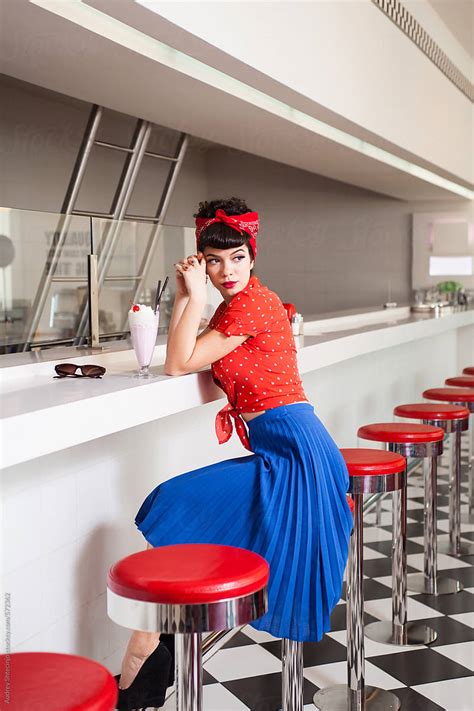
[167,293,189,338]
[165,327,249,376]
[164,295,249,376]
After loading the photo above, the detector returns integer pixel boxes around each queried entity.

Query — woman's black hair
[194,197,255,261]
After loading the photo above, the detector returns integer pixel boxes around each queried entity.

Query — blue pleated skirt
[135,402,353,642]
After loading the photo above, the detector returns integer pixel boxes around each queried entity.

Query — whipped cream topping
[128,304,159,326]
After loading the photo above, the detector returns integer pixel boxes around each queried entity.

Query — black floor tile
[390,686,445,711]
[261,635,347,666]
[408,508,449,522]
[370,648,472,686]
[222,630,256,649]
[364,539,425,556]
[203,669,219,685]
[413,615,474,647]
[411,591,474,615]
[340,578,394,601]
[362,557,419,578]
[412,494,449,507]
[223,671,319,711]
[437,485,452,496]
[439,566,474,587]
[329,603,378,632]
[380,522,425,538]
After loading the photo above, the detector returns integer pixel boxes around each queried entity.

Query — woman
[116,197,353,708]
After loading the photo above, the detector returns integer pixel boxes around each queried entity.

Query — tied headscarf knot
[195,208,259,259]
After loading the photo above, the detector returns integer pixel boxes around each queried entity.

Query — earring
[206,275,209,283]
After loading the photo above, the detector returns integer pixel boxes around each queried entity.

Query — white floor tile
[450,612,474,629]
[362,527,392,543]
[432,641,474,672]
[327,629,425,657]
[407,498,425,509]
[437,517,474,533]
[202,684,250,710]
[363,546,385,560]
[241,624,281,643]
[412,676,474,711]
[364,512,393,527]
[304,660,404,690]
[407,552,471,571]
[372,575,417,595]
[407,485,425,496]
[363,596,444,622]
[204,644,282,682]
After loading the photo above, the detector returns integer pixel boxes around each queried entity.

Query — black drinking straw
[156,276,169,311]
[153,280,161,313]
[90,216,94,254]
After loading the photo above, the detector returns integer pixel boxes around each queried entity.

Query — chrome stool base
[281,639,304,711]
[407,573,463,595]
[438,539,474,557]
[365,620,437,646]
[313,684,400,710]
[176,633,202,711]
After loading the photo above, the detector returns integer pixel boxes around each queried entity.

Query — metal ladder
[22,104,188,350]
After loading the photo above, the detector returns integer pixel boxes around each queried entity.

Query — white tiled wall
[1,398,244,670]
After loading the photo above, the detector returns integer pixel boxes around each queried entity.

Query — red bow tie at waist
[215,402,252,451]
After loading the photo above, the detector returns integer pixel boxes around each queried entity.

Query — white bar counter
[1,305,473,469]
[1,304,473,669]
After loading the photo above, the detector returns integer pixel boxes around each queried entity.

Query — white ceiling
[428,0,474,58]
[0,0,472,203]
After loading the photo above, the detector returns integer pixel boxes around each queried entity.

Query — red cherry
[132,304,140,312]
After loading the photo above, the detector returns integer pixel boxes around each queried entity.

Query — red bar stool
[446,376,474,388]
[394,404,469,596]
[445,379,474,526]
[357,423,444,646]
[423,388,474,554]
[444,378,474,525]
[107,543,270,711]
[0,652,117,710]
[463,366,474,376]
[313,448,404,711]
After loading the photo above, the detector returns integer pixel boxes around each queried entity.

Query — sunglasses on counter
[54,363,106,379]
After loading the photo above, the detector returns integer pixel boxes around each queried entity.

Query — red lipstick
[222,281,237,288]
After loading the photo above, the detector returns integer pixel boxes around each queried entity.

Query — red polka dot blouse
[208,275,308,450]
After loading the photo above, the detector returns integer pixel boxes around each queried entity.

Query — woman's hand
[174,252,207,303]
[174,260,189,298]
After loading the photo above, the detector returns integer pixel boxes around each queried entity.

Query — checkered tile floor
[162,440,474,710]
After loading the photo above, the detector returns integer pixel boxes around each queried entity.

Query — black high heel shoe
[114,638,175,710]
[158,634,175,687]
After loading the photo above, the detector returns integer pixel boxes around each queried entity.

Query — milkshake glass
[128,304,160,378]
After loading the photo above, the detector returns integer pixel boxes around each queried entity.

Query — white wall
[150,0,473,184]
[206,146,472,313]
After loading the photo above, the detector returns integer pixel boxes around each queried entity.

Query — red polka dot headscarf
[195,208,259,259]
